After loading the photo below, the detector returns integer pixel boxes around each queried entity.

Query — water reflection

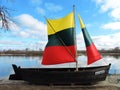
[0,55,120,80]
[0,56,41,80]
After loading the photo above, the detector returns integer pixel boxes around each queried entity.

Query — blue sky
[0,0,120,50]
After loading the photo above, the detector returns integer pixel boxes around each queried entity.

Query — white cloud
[32,2,63,16]
[0,40,23,45]
[0,20,2,28]
[94,0,104,4]
[14,14,47,39]
[93,32,120,50]
[19,31,30,38]
[16,14,43,29]
[45,3,63,12]
[30,0,42,5]
[77,32,120,50]
[77,32,86,50]
[102,22,120,30]
[36,7,46,15]
[0,14,48,50]
[94,0,120,20]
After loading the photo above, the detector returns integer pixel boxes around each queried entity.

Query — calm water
[0,55,120,80]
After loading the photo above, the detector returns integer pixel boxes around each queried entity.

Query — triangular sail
[42,12,76,65]
[78,14,102,65]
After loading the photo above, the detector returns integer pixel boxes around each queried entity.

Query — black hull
[9,64,111,85]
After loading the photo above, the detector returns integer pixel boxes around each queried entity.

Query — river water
[0,55,120,80]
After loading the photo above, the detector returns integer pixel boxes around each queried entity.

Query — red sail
[86,43,101,65]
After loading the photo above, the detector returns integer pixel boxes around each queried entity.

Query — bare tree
[0,6,9,30]
[0,0,14,30]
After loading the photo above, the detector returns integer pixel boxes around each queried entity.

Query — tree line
[0,49,43,56]
[0,47,120,56]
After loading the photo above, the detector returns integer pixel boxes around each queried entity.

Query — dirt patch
[0,75,120,90]
[0,85,120,90]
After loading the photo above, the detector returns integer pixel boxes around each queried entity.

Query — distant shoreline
[0,50,120,56]
[0,51,43,56]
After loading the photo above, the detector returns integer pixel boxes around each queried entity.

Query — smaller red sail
[78,14,101,65]
[86,43,101,65]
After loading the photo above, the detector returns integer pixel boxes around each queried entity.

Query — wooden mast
[73,5,78,71]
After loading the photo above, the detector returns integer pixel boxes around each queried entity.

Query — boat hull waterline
[9,64,111,85]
